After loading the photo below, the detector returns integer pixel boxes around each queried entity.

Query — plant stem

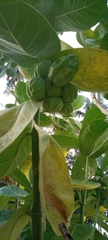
[89,189,100,240]
[80,156,89,224]
[31,109,43,240]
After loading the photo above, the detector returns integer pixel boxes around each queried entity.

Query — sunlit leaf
[79,119,108,157]
[54,0,106,31]
[0,100,41,153]
[97,154,108,172]
[82,106,105,128]
[0,204,31,240]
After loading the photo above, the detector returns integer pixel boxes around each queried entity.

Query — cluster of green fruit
[27,54,79,115]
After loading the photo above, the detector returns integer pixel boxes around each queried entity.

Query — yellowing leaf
[70,48,108,92]
[51,48,108,92]
[99,206,106,213]
[20,154,32,180]
[61,148,67,157]
[33,122,74,236]
[72,179,100,190]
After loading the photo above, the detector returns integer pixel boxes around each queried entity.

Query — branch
[91,93,108,116]
[59,222,74,240]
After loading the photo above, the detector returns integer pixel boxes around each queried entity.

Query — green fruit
[27,76,45,101]
[48,54,79,87]
[60,102,73,115]
[47,85,62,97]
[36,59,52,79]
[102,93,108,100]
[61,83,77,102]
[43,97,63,113]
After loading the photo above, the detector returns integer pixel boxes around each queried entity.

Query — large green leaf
[98,6,108,37]
[71,224,92,240]
[0,0,60,67]
[72,155,97,180]
[9,168,31,191]
[79,119,108,157]
[97,154,108,172]
[82,106,106,127]
[54,0,107,31]
[0,129,31,179]
[0,100,41,153]
[22,0,56,27]
[0,204,31,240]
[0,186,29,198]
[52,135,79,150]
[94,229,106,240]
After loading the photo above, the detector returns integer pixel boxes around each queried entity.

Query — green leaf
[40,113,52,127]
[72,155,97,180]
[52,135,79,150]
[0,210,14,226]
[97,214,108,233]
[72,95,85,111]
[76,29,95,47]
[0,186,29,197]
[44,219,62,240]
[90,128,108,156]
[54,0,107,31]
[0,195,10,211]
[72,180,100,190]
[79,120,108,157]
[94,229,106,240]
[9,168,31,191]
[98,6,108,37]
[14,82,29,104]
[0,0,60,68]
[0,100,41,153]
[82,106,106,128]
[0,130,31,179]
[22,0,56,27]
[71,224,92,240]
[20,225,32,240]
[0,204,31,240]
[100,32,108,50]
[97,154,108,172]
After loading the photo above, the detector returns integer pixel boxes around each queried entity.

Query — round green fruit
[46,85,62,97]
[61,83,77,102]
[43,97,63,113]
[48,54,79,87]
[27,76,45,101]
[36,59,52,79]
[60,102,73,115]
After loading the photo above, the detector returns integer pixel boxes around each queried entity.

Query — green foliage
[0,1,108,240]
